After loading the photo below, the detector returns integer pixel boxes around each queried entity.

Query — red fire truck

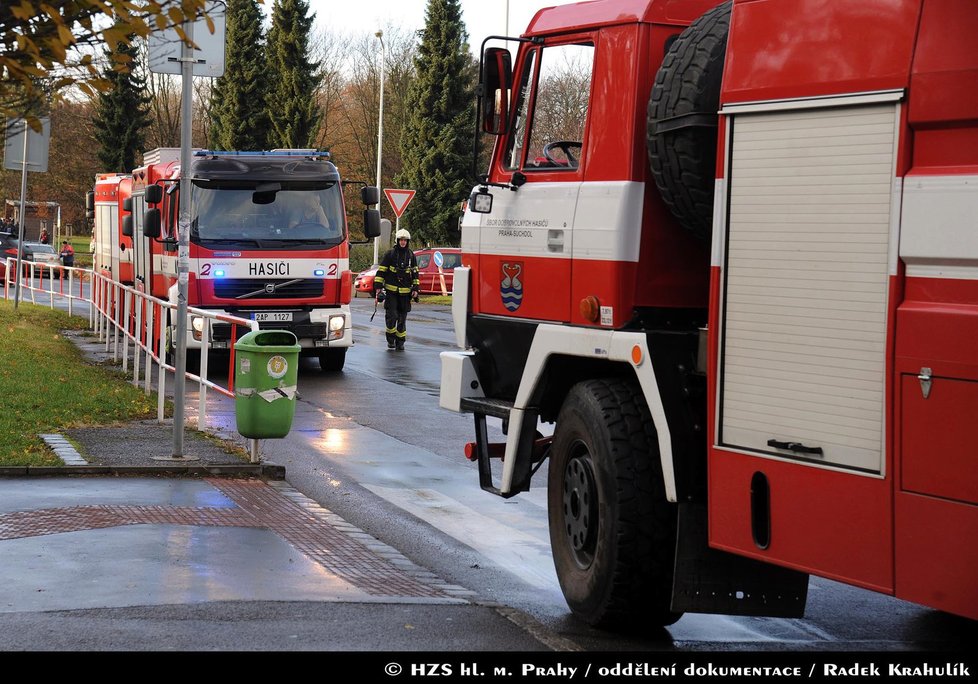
[441,0,978,628]
[125,147,379,372]
[89,173,134,285]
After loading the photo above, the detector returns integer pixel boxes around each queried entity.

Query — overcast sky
[302,0,579,51]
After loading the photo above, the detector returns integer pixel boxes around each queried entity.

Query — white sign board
[3,118,51,172]
[148,0,227,77]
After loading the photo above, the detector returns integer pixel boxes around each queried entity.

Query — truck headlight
[328,315,345,340]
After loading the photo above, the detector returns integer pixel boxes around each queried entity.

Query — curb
[0,463,286,479]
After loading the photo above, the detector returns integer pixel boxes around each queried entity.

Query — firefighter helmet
[395,229,411,241]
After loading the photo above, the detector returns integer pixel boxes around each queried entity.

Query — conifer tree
[209,0,268,151]
[396,0,474,247]
[92,40,151,171]
[265,0,321,148]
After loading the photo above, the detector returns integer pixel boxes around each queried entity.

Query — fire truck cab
[128,148,380,372]
[441,0,978,628]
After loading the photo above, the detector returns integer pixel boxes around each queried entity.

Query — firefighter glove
[376,290,386,303]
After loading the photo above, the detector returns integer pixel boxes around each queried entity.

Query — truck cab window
[504,42,593,172]
[191,182,345,246]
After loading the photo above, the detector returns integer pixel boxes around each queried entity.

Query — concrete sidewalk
[0,334,572,652]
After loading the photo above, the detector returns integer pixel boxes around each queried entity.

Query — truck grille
[213,279,326,299]
[212,320,328,342]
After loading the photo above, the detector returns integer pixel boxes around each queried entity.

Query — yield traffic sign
[384,188,416,218]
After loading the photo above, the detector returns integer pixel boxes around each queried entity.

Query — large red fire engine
[441,0,978,628]
[120,147,379,372]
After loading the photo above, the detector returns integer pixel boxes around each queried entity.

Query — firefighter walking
[374,229,420,350]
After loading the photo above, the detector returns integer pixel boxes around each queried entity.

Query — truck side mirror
[145,184,163,205]
[85,191,95,219]
[122,197,132,212]
[482,47,512,135]
[363,209,381,238]
[144,208,161,238]
[122,215,133,237]
[361,186,379,206]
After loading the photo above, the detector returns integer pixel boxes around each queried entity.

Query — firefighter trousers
[384,294,412,348]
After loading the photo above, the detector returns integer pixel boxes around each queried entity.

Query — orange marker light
[631,345,643,366]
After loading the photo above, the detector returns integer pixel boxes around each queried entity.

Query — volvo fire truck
[440,0,978,628]
[125,148,380,372]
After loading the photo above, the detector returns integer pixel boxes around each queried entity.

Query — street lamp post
[373,29,386,266]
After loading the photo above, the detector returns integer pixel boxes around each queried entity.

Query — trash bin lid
[234,329,300,352]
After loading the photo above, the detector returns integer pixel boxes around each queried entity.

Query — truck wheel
[548,378,681,630]
[647,1,731,243]
[319,347,346,372]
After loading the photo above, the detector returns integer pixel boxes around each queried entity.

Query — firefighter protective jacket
[375,245,420,296]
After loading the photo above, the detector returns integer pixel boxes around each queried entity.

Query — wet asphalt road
[274,297,978,653]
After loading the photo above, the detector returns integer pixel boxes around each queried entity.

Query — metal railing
[2,258,88,317]
[4,258,258,432]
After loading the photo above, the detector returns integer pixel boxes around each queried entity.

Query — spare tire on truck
[647,1,732,243]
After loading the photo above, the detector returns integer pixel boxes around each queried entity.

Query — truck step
[461,396,514,419]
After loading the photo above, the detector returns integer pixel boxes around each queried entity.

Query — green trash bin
[234,329,300,439]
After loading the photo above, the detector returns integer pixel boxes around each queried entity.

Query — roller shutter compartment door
[719,103,897,473]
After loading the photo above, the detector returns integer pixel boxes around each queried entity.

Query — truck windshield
[191,181,345,248]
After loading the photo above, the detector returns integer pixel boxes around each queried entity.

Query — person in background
[39,229,49,244]
[374,229,420,350]
[59,240,75,268]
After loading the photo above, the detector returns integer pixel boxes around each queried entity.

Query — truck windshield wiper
[258,238,340,247]
[199,238,264,248]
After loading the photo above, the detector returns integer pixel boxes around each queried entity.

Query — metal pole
[13,119,29,309]
[372,30,385,266]
[172,18,195,458]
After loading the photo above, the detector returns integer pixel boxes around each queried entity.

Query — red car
[354,247,461,297]
[353,265,379,297]
[414,248,460,295]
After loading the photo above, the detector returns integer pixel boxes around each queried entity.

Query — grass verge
[0,299,160,466]
[419,295,452,306]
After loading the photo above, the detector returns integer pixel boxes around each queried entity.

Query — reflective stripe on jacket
[374,246,419,295]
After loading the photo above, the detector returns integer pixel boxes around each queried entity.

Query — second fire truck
[122,147,379,371]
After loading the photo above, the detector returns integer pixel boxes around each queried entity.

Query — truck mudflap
[671,502,809,617]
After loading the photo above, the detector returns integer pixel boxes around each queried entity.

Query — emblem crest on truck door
[500,262,523,311]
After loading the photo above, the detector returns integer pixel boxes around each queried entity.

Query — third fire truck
[90,172,134,285]
[441,0,978,628]
[123,147,379,371]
